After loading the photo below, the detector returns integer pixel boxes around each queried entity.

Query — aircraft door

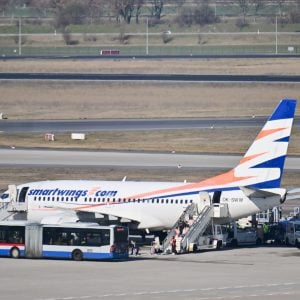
[212,191,222,204]
[18,187,29,203]
[196,192,211,214]
[14,186,29,212]
[8,185,17,203]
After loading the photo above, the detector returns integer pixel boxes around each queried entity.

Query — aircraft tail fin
[233,99,297,189]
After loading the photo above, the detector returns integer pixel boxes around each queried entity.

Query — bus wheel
[10,247,20,259]
[216,241,222,250]
[72,249,83,261]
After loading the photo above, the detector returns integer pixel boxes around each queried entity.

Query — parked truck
[285,220,300,248]
[181,224,228,253]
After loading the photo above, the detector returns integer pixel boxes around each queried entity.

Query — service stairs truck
[162,192,229,254]
[0,185,27,221]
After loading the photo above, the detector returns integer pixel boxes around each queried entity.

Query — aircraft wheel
[72,249,83,261]
[10,247,20,259]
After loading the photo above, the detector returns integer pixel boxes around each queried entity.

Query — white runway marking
[36,282,300,300]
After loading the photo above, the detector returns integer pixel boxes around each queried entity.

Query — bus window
[0,226,25,244]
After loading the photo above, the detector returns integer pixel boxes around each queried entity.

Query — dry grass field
[1,58,300,75]
[1,81,299,119]
[1,127,300,155]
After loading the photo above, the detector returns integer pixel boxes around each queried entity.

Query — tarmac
[0,246,299,300]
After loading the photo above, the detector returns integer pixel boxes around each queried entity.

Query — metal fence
[0,31,299,57]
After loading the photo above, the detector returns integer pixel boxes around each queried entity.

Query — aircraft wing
[44,205,141,224]
[73,205,163,229]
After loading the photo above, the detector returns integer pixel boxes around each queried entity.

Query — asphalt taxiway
[0,246,299,300]
[1,149,300,171]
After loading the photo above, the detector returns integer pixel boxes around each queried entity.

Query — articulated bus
[0,221,128,260]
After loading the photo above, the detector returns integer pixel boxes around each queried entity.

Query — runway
[1,117,299,133]
[0,149,300,170]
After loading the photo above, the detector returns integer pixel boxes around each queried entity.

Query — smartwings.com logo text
[28,188,118,198]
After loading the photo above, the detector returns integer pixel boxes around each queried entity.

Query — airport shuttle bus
[0,221,129,260]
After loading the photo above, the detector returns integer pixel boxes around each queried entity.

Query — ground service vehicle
[285,220,300,248]
[185,224,228,253]
[227,224,262,247]
[0,221,128,260]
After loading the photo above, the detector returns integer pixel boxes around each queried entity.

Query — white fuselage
[7,180,285,231]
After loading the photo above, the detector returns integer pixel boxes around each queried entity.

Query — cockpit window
[0,193,9,200]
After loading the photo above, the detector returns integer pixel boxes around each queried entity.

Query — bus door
[112,226,129,257]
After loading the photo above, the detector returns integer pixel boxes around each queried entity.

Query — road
[2,54,300,60]
[0,149,300,170]
[1,117,300,133]
[1,73,300,82]
[0,247,299,300]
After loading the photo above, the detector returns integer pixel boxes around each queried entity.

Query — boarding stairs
[0,202,17,221]
[162,203,198,253]
[178,205,214,253]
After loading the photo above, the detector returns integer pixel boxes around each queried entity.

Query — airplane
[0,99,297,233]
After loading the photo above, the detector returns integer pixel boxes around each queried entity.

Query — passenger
[182,226,189,236]
[134,244,139,256]
[129,239,136,255]
[178,219,184,235]
[171,236,176,254]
